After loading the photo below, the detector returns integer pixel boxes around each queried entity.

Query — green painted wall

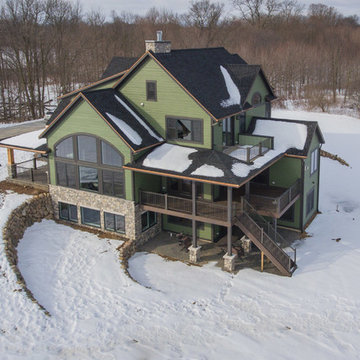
[119,57,213,149]
[46,99,134,201]
[269,157,302,229]
[244,74,269,130]
[303,133,321,226]
[213,122,223,151]
[134,172,162,202]
[239,134,271,147]
[162,215,213,241]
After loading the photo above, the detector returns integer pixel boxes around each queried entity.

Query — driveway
[0,120,46,140]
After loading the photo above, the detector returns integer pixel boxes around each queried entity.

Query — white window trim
[310,148,319,175]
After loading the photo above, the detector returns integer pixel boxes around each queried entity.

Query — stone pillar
[240,235,252,255]
[223,253,237,272]
[7,164,17,179]
[189,245,201,263]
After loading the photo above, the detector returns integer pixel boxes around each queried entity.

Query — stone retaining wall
[2,193,53,316]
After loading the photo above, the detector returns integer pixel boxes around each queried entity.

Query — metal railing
[231,137,272,163]
[240,198,296,272]
[140,190,239,222]
[10,157,48,185]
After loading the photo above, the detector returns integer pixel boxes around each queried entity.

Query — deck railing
[229,137,272,163]
[9,158,48,185]
[250,178,301,216]
[140,190,239,222]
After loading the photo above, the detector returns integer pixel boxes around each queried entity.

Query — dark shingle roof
[126,144,284,186]
[83,88,163,151]
[249,117,325,156]
[101,57,137,79]
[46,97,72,125]
[149,47,274,120]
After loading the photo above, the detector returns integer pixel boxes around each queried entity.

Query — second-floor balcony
[139,178,301,225]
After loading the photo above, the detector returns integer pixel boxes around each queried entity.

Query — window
[146,81,157,101]
[166,117,202,143]
[81,207,101,228]
[306,188,315,216]
[310,148,319,175]
[252,92,262,106]
[79,166,99,192]
[168,178,203,198]
[56,162,76,188]
[54,135,125,198]
[104,212,125,233]
[77,135,97,163]
[141,211,157,232]
[59,202,78,222]
[55,137,73,159]
[102,170,123,197]
[222,117,234,146]
[101,141,123,167]
[265,101,271,118]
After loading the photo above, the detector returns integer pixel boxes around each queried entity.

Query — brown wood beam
[7,148,14,165]
[192,180,197,248]
[141,204,231,227]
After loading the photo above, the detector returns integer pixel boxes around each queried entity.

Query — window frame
[310,148,319,175]
[251,92,262,106]
[81,206,101,228]
[146,80,157,101]
[166,116,203,144]
[141,211,157,232]
[306,188,315,216]
[54,134,125,198]
[58,202,78,223]
[104,212,125,234]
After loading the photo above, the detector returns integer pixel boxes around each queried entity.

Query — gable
[118,57,213,149]
[246,73,271,105]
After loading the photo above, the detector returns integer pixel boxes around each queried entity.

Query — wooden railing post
[30,168,34,182]
[259,141,262,156]
[246,147,250,163]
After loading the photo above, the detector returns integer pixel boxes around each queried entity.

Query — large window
[168,178,203,198]
[81,207,101,228]
[146,81,157,101]
[59,202,78,222]
[306,188,315,216]
[310,148,319,175]
[166,117,202,143]
[104,212,125,233]
[141,211,157,232]
[55,135,124,198]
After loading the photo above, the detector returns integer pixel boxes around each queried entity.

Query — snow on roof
[143,143,197,173]
[231,149,283,178]
[105,112,142,146]
[220,66,241,108]
[115,95,163,142]
[0,129,46,150]
[253,119,307,151]
[191,164,224,177]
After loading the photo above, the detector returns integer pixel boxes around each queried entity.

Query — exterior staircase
[235,198,297,276]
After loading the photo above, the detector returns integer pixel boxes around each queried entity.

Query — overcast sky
[68,0,359,19]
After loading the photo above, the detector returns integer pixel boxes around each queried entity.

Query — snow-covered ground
[0,110,360,359]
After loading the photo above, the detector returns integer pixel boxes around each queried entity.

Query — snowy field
[0,110,360,359]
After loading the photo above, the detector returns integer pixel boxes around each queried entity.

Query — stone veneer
[49,185,161,247]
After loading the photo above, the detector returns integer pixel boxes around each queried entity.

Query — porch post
[33,155,37,169]
[189,180,201,263]
[7,148,16,179]
[245,181,250,200]
[223,186,236,272]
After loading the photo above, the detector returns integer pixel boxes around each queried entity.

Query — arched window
[251,92,262,106]
[54,134,125,198]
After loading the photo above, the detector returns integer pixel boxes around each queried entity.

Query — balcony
[249,179,301,218]
[140,190,241,226]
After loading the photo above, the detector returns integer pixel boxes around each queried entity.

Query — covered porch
[0,129,49,190]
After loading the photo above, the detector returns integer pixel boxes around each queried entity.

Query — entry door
[222,117,234,146]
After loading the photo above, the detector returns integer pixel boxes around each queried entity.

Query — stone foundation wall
[2,193,53,315]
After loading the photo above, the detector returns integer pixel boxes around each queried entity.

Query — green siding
[92,79,119,91]
[238,134,271,146]
[134,173,162,203]
[162,216,213,241]
[269,157,302,229]
[244,74,269,130]
[119,57,213,149]
[46,99,134,200]
[213,122,223,151]
[303,133,321,226]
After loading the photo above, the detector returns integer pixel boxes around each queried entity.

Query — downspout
[300,158,305,232]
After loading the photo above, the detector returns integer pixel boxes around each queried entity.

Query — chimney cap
[156,30,163,41]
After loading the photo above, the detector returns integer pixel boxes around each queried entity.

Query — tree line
[0,0,359,123]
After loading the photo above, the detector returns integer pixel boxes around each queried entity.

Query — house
[4,32,324,276]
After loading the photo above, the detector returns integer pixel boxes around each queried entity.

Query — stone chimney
[145,30,171,54]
